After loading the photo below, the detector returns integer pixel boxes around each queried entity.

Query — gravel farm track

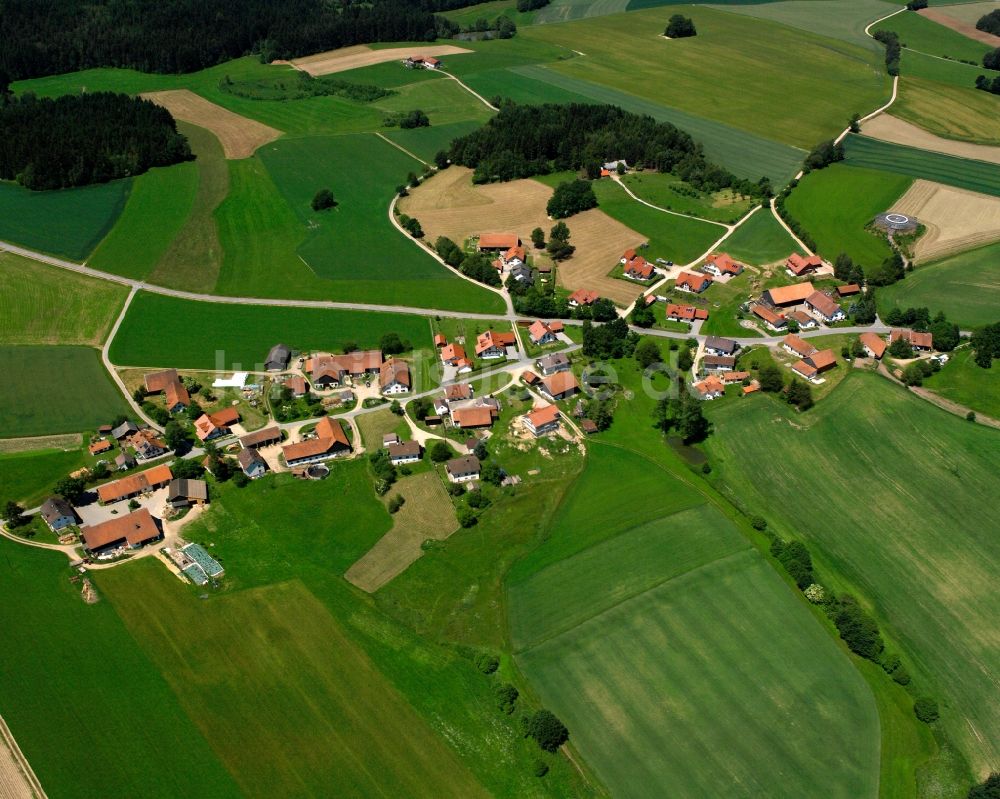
[140,90,282,159]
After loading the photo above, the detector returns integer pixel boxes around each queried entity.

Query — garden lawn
[87,161,198,279]
[723,208,804,264]
[0,179,129,261]
[784,163,911,267]
[108,292,433,370]
[0,543,241,799]
[97,564,488,799]
[592,179,723,265]
[620,172,753,224]
[877,240,1000,329]
[520,6,889,149]
[0,253,127,346]
[698,269,765,338]
[843,134,1000,196]
[892,76,1000,147]
[703,372,1000,773]
[504,65,805,185]
[0,346,130,437]
[510,444,880,798]
[923,347,1000,419]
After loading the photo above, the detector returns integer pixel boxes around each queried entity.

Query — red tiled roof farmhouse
[452,406,495,428]
[837,283,861,296]
[281,417,350,462]
[144,369,179,393]
[859,332,887,358]
[783,334,816,359]
[806,290,842,319]
[665,304,709,322]
[478,233,519,250]
[705,252,742,275]
[526,404,560,428]
[765,282,815,306]
[542,370,580,397]
[786,253,823,276]
[624,256,654,280]
[808,349,837,371]
[165,380,190,409]
[568,289,599,306]
[445,383,473,400]
[676,271,712,292]
[81,508,160,551]
[97,464,173,504]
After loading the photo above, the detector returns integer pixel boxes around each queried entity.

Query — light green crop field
[520,6,890,149]
[461,65,596,104]
[147,123,229,292]
[505,64,806,184]
[0,179,129,261]
[0,448,88,507]
[383,120,484,163]
[620,172,754,223]
[87,162,198,279]
[703,372,1000,773]
[0,346,130,437]
[873,8,991,63]
[900,47,995,88]
[784,163,911,267]
[878,240,1000,329]
[510,444,880,799]
[844,134,1000,195]
[592,180,724,264]
[373,77,495,127]
[108,292,432,370]
[722,207,803,264]
[98,565,489,798]
[0,253,127,346]
[716,0,892,48]
[892,76,1000,147]
[0,543,242,799]
[532,0,630,23]
[924,347,1000,419]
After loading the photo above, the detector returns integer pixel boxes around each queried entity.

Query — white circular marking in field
[885,213,911,225]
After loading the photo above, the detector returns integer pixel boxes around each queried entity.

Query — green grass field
[892,75,1000,147]
[722,207,803,264]
[0,346,130,437]
[592,179,723,264]
[0,179,129,261]
[877,240,1000,329]
[146,123,229,291]
[703,372,1000,774]
[0,543,242,798]
[87,162,198,279]
[108,292,433,370]
[923,347,1000,419]
[620,172,753,223]
[0,447,88,507]
[0,253,127,346]
[873,9,991,63]
[717,0,891,48]
[383,120,483,163]
[844,134,1000,196]
[502,64,805,184]
[520,6,890,149]
[785,163,911,267]
[510,444,880,798]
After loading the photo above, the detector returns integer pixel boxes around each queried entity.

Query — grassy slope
[147,122,229,291]
[620,172,754,224]
[785,163,911,266]
[0,448,88,506]
[0,179,129,261]
[873,9,990,63]
[923,347,1000,419]
[520,6,889,149]
[592,179,723,264]
[510,444,880,799]
[0,346,130,437]
[877,240,1000,329]
[893,76,1000,147]
[844,134,1000,196]
[108,291,432,370]
[716,0,892,48]
[0,543,242,798]
[703,372,1000,774]
[87,162,198,279]
[722,208,804,264]
[0,252,127,346]
[99,564,489,798]
[383,120,483,163]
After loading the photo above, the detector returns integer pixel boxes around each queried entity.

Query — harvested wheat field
[892,179,1000,261]
[0,715,44,799]
[346,471,457,592]
[863,115,1000,166]
[399,168,645,305]
[287,45,472,76]
[140,90,281,159]
[917,7,1000,46]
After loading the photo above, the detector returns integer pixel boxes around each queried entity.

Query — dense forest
[448,103,771,196]
[0,92,191,189]
[0,0,477,81]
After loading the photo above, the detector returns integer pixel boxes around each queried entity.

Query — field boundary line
[515,546,752,654]
[374,132,431,167]
[443,72,499,111]
[0,713,47,799]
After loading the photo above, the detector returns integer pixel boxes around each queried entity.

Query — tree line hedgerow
[448,103,772,198]
[0,0,484,81]
[0,90,191,190]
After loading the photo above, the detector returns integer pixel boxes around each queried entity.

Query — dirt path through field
[287,45,472,76]
[918,7,1000,46]
[891,179,1000,261]
[862,115,1000,165]
[140,90,282,159]
[0,715,45,799]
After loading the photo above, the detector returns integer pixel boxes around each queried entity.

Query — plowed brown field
[863,115,1000,165]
